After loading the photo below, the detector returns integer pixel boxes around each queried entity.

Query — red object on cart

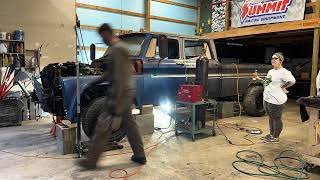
[50,116,62,137]
[177,85,203,102]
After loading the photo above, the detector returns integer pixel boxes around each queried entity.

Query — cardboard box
[135,114,154,135]
[141,105,153,115]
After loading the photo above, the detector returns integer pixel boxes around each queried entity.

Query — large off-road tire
[81,96,126,142]
[243,86,266,117]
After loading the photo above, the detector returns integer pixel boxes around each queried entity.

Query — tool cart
[175,100,216,141]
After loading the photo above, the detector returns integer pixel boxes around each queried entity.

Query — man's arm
[89,72,108,86]
[111,46,129,115]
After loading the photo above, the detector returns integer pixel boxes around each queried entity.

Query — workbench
[302,107,320,167]
[175,101,215,141]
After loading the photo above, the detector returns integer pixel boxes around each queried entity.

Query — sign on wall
[231,0,307,28]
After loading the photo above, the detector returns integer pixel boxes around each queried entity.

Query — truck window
[146,38,159,58]
[120,35,145,56]
[185,40,212,60]
[168,39,179,59]
[146,38,179,59]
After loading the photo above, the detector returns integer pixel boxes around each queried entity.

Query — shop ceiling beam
[152,0,197,9]
[80,25,122,33]
[82,46,107,52]
[146,0,151,31]
[204,19,320,39]
[150,15,197,26]
[76,3,145,17]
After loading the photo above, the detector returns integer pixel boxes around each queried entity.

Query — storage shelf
[0,39,24,42]
[0,53,24,56]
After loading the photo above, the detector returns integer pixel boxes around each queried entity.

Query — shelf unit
[0,38,25,67]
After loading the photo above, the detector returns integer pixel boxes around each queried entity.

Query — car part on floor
[243,85,265,117]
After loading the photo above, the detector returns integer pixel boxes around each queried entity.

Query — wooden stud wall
[76,0,198,33]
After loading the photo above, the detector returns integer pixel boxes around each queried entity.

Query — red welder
[177,84,203,103]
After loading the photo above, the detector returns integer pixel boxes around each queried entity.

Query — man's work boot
[76,158,97,170]
[131,155,147,165]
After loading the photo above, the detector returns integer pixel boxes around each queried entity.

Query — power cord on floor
[154,118,173,130]
[232,63,242,117]
[0,130,175,162]
[0,149,74,159]
[108,130,175,179]
[154,108,174,130]
[215,121,262,146]
[232,150,309,179]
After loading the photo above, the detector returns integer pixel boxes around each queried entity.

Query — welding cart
[175,100,216,141]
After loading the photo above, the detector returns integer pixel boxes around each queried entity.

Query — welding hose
[232,150,309,179]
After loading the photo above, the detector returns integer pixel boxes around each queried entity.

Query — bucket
[0,43,8,53]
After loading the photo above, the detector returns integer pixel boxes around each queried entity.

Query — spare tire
[81,96,126,142]
[243,86,265,117]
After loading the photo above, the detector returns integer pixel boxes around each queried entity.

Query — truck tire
[81,97,126,142]
[243,86,266,117]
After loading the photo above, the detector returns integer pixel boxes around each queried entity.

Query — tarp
[60,76,101,122]
[231,0,307,28]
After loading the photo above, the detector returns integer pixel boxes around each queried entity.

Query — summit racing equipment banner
[231,0,306,27]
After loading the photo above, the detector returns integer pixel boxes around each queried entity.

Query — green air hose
[232,150,309,179]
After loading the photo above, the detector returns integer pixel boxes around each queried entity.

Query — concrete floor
[0,101,320,180]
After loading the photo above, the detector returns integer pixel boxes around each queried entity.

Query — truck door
[143,36,186,105]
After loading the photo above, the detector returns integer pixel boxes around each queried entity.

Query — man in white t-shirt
[253,52,296,143]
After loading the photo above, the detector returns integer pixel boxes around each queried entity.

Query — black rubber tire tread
[81,96,126,142]
[243,86,266,117]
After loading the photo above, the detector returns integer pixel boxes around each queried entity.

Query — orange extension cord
[107,130,175,179]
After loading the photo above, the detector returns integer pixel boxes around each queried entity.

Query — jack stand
[50,116,62,137]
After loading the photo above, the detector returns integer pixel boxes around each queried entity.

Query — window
[168,39,179,59]
[184,40,212,60]
[146,38,159,58]
[146,38,180,59]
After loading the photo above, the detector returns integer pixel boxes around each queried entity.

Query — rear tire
[243,86,265,117]
[81,97,126,142]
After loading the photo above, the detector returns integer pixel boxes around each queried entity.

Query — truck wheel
[243,86,265,117]
[81,97,126,142]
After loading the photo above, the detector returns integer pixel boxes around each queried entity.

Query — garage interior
[1,0,320,179]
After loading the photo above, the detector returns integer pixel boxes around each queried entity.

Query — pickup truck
[38,32,270,141]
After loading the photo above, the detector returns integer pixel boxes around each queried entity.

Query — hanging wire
[121,0,123,33]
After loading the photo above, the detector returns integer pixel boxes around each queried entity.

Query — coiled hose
[232,150,309,179]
